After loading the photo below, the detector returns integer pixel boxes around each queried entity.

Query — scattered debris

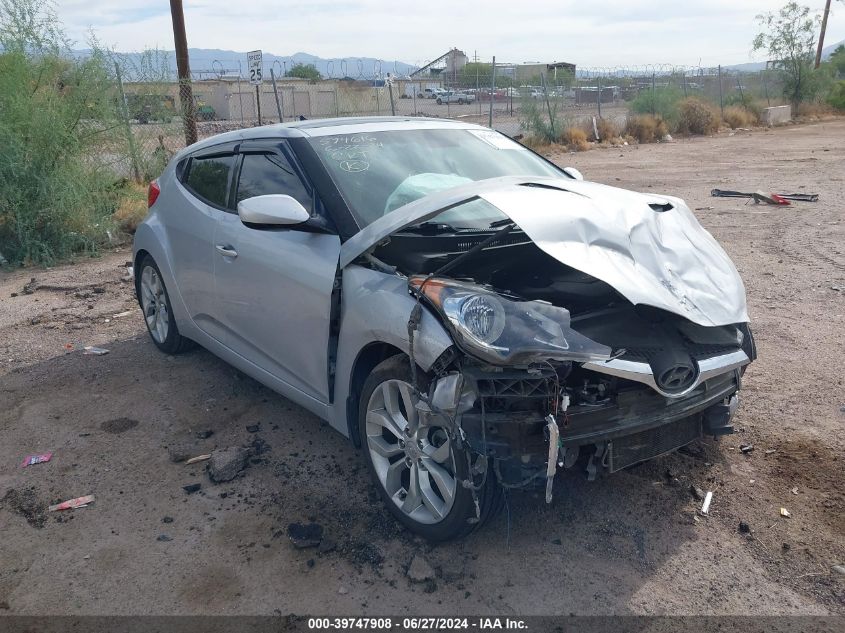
[21,452,53,468]
[287,522,323,548]
[196,429,214,439]
[245,423,261,433]
[779,507,791,518]
[112,310,134,319]
[765,449,777,455]
[208,447,249,483]
[185,454,212,465]
[791,487,799,495]
[832,565,845,577]
[711,189,819,203]
[700,491,713,515]
[156,534,173,542]
[407,554,436,583]
[740,443,754,454]
[21,278,38,295]
[694,206,714,211]
[48,495,94,512]
[83,346,109,356]
[162,516,174,524]
[689,485,705,501]
[739,521,751,534]
[182,483,201,494]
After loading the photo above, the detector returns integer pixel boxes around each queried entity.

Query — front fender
[328,265,455,435]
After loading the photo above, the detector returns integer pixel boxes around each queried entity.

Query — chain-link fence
[112,54,787,182]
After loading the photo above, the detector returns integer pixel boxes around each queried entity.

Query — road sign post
[248,50,263,124]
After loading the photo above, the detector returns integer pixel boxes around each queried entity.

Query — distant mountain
[821,38,845,59]
[77,47,417,80]
[724,39,844,73]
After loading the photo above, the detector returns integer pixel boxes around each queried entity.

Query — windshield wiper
[431,222,517,277]
[402,221,462,235]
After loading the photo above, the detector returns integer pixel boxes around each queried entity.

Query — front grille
[608,416,702,472]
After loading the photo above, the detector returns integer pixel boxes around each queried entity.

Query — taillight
[147,180,161,208]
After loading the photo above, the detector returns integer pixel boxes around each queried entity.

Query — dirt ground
[0,120,843,617]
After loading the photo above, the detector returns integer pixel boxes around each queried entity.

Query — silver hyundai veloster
[134,117,755,540]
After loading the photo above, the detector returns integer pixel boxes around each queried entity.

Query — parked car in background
[435,91,476,105]
[135,117,755,541]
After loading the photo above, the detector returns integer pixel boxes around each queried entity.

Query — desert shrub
[586,117,620,142]
[0,0,125,264]
[722,106,758,129]
[827,81,845,111]
[624,114,668,143]
[676,98,721,135]
[559,127,589,151]
[629,86,683,128]
[520,96,566,144]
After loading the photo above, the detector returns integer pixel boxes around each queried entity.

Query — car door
[213,141,341,403]
[168,143,237,341]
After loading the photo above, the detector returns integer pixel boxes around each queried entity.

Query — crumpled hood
[339,176,749,327]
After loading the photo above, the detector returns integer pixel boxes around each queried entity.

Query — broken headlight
[410,277,612,366]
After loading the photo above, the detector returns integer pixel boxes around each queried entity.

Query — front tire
[137,256,194,354]
[358,355,501,541]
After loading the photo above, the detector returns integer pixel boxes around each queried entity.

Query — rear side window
[236,152,312,210]
[185,154,234,207]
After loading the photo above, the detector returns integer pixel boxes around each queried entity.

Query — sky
[55,0,845,69]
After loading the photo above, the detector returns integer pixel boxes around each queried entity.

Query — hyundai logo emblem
[657,364,696,392]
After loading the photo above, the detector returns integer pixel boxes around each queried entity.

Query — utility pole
[169,0,197,145]
[815,0,832,69]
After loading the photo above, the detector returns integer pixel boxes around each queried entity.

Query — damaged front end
[345,175,755,500]
[410,274,753,500]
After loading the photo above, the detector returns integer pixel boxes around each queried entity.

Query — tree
[285,63,321,81]
[752,2,821,104]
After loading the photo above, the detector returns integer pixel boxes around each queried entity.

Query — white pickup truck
[435,91,476,105]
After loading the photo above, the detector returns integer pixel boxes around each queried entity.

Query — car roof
[175,117,489,158]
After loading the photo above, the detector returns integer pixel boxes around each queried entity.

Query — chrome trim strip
[583,350,750,399]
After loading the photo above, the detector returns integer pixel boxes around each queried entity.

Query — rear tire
[358,355,501,541]
[137,255,195,355]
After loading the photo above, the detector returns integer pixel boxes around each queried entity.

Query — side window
[236,152,312,211]
[185,154,234,207]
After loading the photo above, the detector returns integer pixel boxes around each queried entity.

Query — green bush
[827,81,845,111]
[520,97,567,144]
[0,1,125,264]
[629,86,683,128]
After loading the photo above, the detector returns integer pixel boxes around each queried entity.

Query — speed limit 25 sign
[248,50,263,85]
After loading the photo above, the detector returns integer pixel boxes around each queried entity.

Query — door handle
[215,244,238,258]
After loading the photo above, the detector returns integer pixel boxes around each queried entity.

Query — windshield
[307,128,564,229]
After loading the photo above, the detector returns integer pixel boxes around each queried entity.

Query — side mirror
[237,194,309,226]
[563,167,584,181]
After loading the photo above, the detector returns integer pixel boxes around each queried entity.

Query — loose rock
[690,485,705,501]
[208,447,249,483]
[407,554,436,583]
[287,522,323,548]
[739,521,751,534]
[182,483,201,494]
[832,565,845,577]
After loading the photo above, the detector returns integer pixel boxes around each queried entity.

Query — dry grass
[722,106,758,129]
[795,102,837,119]
[560,127,590,151]
[676,98,721,136]
[112,183,148,234]
[624,115,668,143]
[585,117,620,142]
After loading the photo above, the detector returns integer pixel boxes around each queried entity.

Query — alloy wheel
[365,379,458,525]
[140,266,169,344]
